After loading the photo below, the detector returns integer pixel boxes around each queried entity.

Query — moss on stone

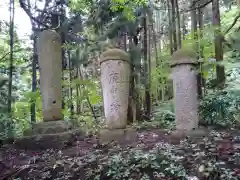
[100,48,130,64]
[14,131,73,150]
[172,47,197,61]
[171,47,198,67]
[15,129,83,150]
[24,121,71,136]
[17,121,78,150]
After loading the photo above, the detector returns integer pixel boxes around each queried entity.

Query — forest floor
[0,128,240,180]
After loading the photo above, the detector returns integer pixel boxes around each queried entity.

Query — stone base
[23,120,71,136]
[98,128,137,144]
[170,127,209,141]
[14,121,81,150]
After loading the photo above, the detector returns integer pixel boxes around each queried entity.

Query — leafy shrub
[149,88,240,129]
[0,113,15,140]
[68,115,100,135]
[150,100,175,128]
[0,112,30,141]
[199,90,240,128]
[86,148,187,180]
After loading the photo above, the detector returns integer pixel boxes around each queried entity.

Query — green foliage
[221,7,240,35]
[199,90,240,128]
[153,101,174,121]
[150,88,240,129]
[0,76,8,112]
[148,101,175,129]
[69,0,93,14]
[0,112,30,140]
[70,78,102,105]
[134,100,175,130]
[0,113,15,139]
[86,148,186,180]
[69,115,99,135]
[13,90,42,121]
[150,51,171,100]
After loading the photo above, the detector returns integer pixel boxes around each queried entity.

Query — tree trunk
[182,13,186,40]
[175,0,181,49]
[171,0,177,52]
[198,6,205,97]
[143,15,151,119]
[67,51,74,116]
[167,1,173,55]
[7,0,15,114]
[30,32,37,122]
[151,21,159,67]
[191,0,202,98]
[61,33,65,111]
[212,0,225,88]
[148,15,152,116]
[60,7,66,111]
[76,68,81,114]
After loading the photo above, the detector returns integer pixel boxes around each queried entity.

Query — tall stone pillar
[100,48,131,129]
[171,49,199,131]
[38,30,62,121]
[14,30,72,150]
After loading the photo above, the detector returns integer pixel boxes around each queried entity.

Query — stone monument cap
[100,48,130,64]
[171,48,198,68]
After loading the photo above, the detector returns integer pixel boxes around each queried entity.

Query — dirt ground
[0,128,240,180]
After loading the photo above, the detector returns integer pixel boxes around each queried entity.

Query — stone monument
[99,48,137,143]
[171,48,199,131]
[14,30,74,149]
[38,30,62,121]
[100,48,131,129]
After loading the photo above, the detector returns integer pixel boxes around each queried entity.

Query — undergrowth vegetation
[86,148,187,180]
[148,89,240,130]
[85,147,239,180]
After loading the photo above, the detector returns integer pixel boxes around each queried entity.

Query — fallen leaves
[0,128,240,180]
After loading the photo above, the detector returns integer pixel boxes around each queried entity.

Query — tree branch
[181,0,213,13]
[153,0,212,13]
[0,49,23,62]
[19,0,49,28]
[224,11,240,34]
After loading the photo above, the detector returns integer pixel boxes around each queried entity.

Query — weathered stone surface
[98,128,137,144]
[23,121,71,136]
[171,49,199,131]
[14,121,82,150]
[172,48,197,62]
[14,131,75,150]
[37,30,62,121]
[100,48,131,129]
[100,48,130,63]
[170,127,209,141]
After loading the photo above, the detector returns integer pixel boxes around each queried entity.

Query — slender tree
[143,14,151,118]
[212,0,225,88]
[7,0,15,114]
[30,31,37,122]
[175,0,181,49]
